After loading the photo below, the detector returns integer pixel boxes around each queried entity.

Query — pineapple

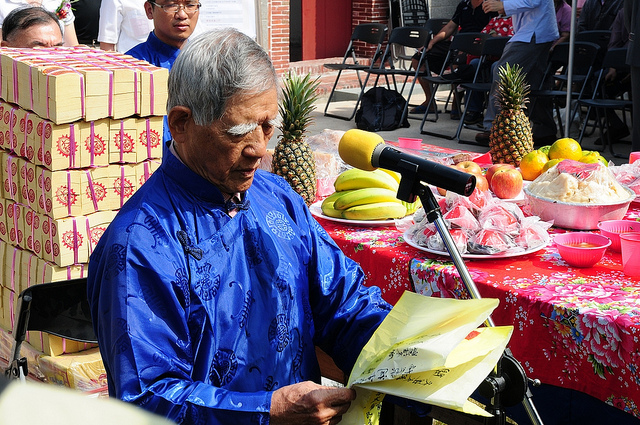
[489,63,534,167]
[272,71,320,206]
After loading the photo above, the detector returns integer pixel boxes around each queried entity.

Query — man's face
[2,23,63,48]
[145,0,199,48]
[175,88,279,195]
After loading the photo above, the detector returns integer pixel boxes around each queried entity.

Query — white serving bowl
[523,186,635,230]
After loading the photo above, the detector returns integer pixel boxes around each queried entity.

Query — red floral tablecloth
[315,204,640,419]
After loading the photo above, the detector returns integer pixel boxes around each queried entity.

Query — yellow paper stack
[0,46,166,393]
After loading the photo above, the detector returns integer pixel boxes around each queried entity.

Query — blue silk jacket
[87,150,392,424]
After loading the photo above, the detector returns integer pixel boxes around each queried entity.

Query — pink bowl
[398,137,423,150]
[554,233,611,268]
[597,220,640,252]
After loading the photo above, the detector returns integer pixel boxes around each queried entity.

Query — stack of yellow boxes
[0,46,167,394]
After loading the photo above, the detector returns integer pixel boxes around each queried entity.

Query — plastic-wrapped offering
[610,161,640,197]
[410,222,437,246]
[426,227,468,254]
[515,216,553,250]
[407,190,551,255]
[477,202,524,236]
[527,160,631,203]
[443,204,480,232]
[469,228,516,255]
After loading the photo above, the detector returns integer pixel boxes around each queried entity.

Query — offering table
[314,203,640,423]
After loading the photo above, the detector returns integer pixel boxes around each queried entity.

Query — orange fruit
[579,155,600,164]
[538,145,551,156]
[548,138,583,161]
[519,150,549,181]
[542,158,562,172]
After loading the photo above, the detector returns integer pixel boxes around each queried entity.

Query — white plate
[310,201,400,227]
[402,229,549,259]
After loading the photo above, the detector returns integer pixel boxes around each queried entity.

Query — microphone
[338,129,476,196]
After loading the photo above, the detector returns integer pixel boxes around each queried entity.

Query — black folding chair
[399,0,429,27]
[528,41,601,137]
[456,36,511,145]
[5,278,96,381]
[361,26,431,125]
[575,30,611,69]
[323,23,388,120]
[577,48,631,158]
[396,17,450,68]
[418,32,489,138]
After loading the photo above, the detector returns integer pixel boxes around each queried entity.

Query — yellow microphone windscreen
[338,129,385,171]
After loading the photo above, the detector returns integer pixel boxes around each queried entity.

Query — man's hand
[270,381,357,425]
[483,0,505,14]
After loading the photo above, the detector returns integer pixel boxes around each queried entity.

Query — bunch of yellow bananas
[321,168,420,220]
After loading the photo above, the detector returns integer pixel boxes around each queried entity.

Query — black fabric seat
[528,41,601,137]
[577,47,631,158]
[360,26,431,126]
[418,32,489,139]
[5,278,96,381]
[455,36,511,145]
[323,23,388,121]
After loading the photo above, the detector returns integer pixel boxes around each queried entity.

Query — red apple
[485,163,516,187]
[490,168,523,199]
[455,160,483,177]
[474,174,489,192]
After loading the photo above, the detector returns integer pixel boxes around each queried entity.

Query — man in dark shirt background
[578,0,623,32]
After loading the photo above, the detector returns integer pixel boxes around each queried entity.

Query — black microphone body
[371,144,476,196]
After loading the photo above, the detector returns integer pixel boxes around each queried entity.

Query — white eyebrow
[226,117,282,137]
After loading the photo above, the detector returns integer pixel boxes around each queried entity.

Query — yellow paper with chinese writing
[342,292,513,424]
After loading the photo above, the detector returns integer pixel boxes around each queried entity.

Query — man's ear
[144,1,154,19]
[167,106,192,144]
[1,40,8,47]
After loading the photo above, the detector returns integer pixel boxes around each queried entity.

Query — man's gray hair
[167,28,278,126]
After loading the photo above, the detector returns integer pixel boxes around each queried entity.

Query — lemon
[519,150,549,181]
[548,138,582,160]
[542,158,563,172]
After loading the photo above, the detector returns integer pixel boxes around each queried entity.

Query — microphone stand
[394,159,544,425]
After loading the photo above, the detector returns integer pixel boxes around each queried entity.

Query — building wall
[261,0,457,73]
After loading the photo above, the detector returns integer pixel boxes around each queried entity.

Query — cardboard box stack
[0,46,166,393]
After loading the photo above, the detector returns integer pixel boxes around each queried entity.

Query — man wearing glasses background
[127,0,200,154]
[127,0,200,68]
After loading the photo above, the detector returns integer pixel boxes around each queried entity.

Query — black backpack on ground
[355,86,410,132]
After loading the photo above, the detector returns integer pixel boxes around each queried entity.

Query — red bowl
[554,233,611,268]
[597,220,640,252]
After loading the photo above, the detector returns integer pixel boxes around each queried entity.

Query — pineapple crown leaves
[496,63,530,111]
[278,70,321,142]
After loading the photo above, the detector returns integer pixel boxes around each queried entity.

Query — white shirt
[0,0,75,28]
[97,0,153,53]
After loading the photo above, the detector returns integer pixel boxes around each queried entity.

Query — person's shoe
[410,104,437,114]
[475,131,490,145]
[594,126,630,145]
[464,111,483,125]
[450,109,460,120]
[410,104,427,114]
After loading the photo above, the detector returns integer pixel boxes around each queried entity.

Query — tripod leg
[415,186,544,425]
